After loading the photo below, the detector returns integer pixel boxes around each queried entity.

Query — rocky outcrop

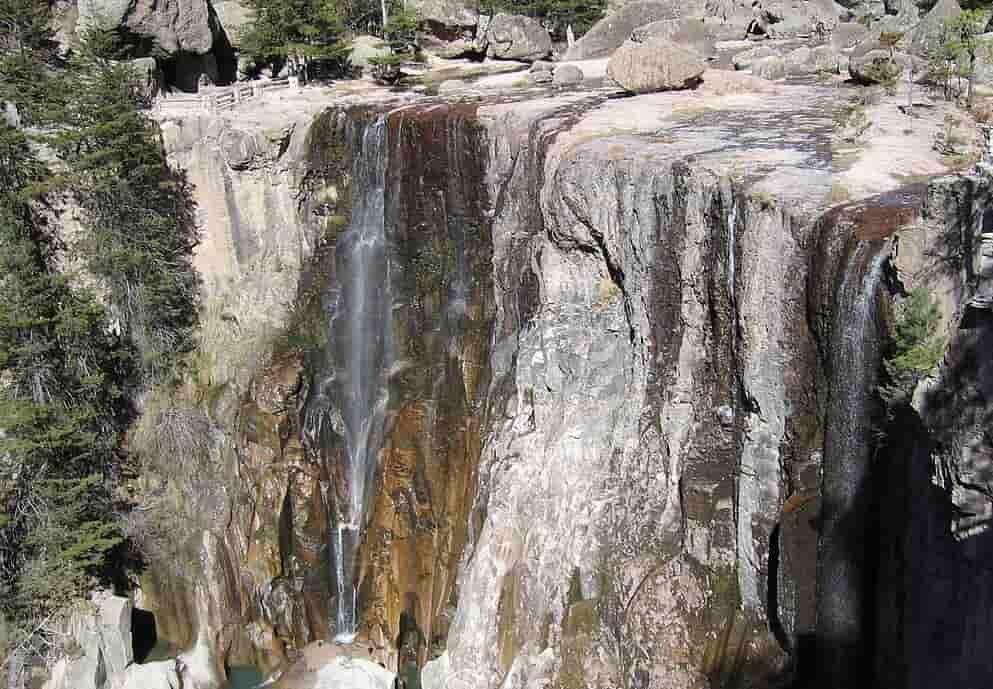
[77,0,215,54]
[733,45,781,70]
[630,18,717,59]
[484,13,551,61]
[43,595,134,689]
[909,0,963,57]
[607,37,706,92]
[552,64,584,85]
[849,41,906,84]
[563,1,679,60]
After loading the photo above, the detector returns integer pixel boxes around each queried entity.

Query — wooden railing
[155,77,297,114]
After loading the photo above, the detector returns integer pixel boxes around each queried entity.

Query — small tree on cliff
[879,288,945,409]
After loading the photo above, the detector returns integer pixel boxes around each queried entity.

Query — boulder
[783,44,844,74]
[96,594,133,678]
[408,0,478,29]
[752,55,789,79]
[485,13,551,61]
[849,41,906,83]
[757,0,850,37]
[699,0,755,40]
[110,661,183,689]
[606,37,705,92]
[212,0,252,48]
[78,0,216,55]
[348,35,391,68]
[732,45,781,70]
[418,32,477,58]
[631,17,717,59]
[831,21,869,49]
[564,1,680,60]
[530,59,554,72]
[553,63,584,85]
[910,0,962,57]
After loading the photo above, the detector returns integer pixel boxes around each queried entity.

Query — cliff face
[140,84,993,689]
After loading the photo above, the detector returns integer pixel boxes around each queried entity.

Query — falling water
[816,241,887,687]
[303,116,392,643]
[727,195,738,307]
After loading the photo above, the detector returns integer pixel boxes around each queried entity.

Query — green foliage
[928,10,993,103]
[880,287,945,408]
[480,0,606,41]
[50,54,200,383]
[0,123,129,629]
[369,7,419,83]
[241,0,350,66]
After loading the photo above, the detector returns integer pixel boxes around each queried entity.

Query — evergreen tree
[51,50,200,384]
[240,0,350,77]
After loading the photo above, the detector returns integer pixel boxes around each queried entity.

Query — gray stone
[757,0,849,37]
[752,55,789,79]
[606,37,705,92]
[910,0,962,57]
[409,0,478,29]
[631,17,717,59]
[97,595,133,678]
[485,13,552,62]
[783,44,844,75]
[563,1,680,60]
[530,59,554,72]
[849,41,906,83]
[80,0,216,55]
[348,35,391,68]
[831,21,869,49]
[552,63,584,85]
[111,661,182,689]
[212,0,251,48]
[732,45,781,70]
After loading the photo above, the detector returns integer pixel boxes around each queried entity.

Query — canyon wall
[136,88,993,689]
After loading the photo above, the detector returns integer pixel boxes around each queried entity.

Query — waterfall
[727,195,737,308]
[303,116,392,644]
[816,241,887,687]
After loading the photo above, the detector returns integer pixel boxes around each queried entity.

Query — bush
[880,287,945,408]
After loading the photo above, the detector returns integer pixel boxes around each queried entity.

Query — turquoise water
[223,666,266,689]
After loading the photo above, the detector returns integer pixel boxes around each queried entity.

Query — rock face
[409,0,478,29]
[563,1,679,60]
[43,595,134,689]
[733,45,781,70]
[607,37,706,92]
[484,13,552,61]
[78,0,215,54]
[124,63,993,689]
[552,63,584,85]
[849,41,905,84]
[630,18,717,59]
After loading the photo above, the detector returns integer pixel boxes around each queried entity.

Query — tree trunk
[381,0,389,31]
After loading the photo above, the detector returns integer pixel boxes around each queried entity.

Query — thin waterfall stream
[817,240,888,687]
[303,115,393,644]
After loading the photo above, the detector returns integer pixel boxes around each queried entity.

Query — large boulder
[564,1,680,60]
[754,0,850,38]
[606,36,705,92]
[78,0,217,55]
[910,0,963,57]
[553,63,584,85]
[43,595,134,689]
[752,55,789,79]
[212,0,251,48]
[485,13,551,62]
[631,17,717,59]
[784,44,844,74]
[849,40,907,83]
[732,45,781,69]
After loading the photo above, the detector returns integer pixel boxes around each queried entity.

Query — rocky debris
[631,17,717,59]
[733,45,781,70]
[849,40,906,83]
[349,35,391,68]
[831,20,869,49]
[484,13,552,61]
[607,36,705,91]
[212,0,251,48]
[552,63,584,85]
[909,0,962,57]
[563,1,680,60]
